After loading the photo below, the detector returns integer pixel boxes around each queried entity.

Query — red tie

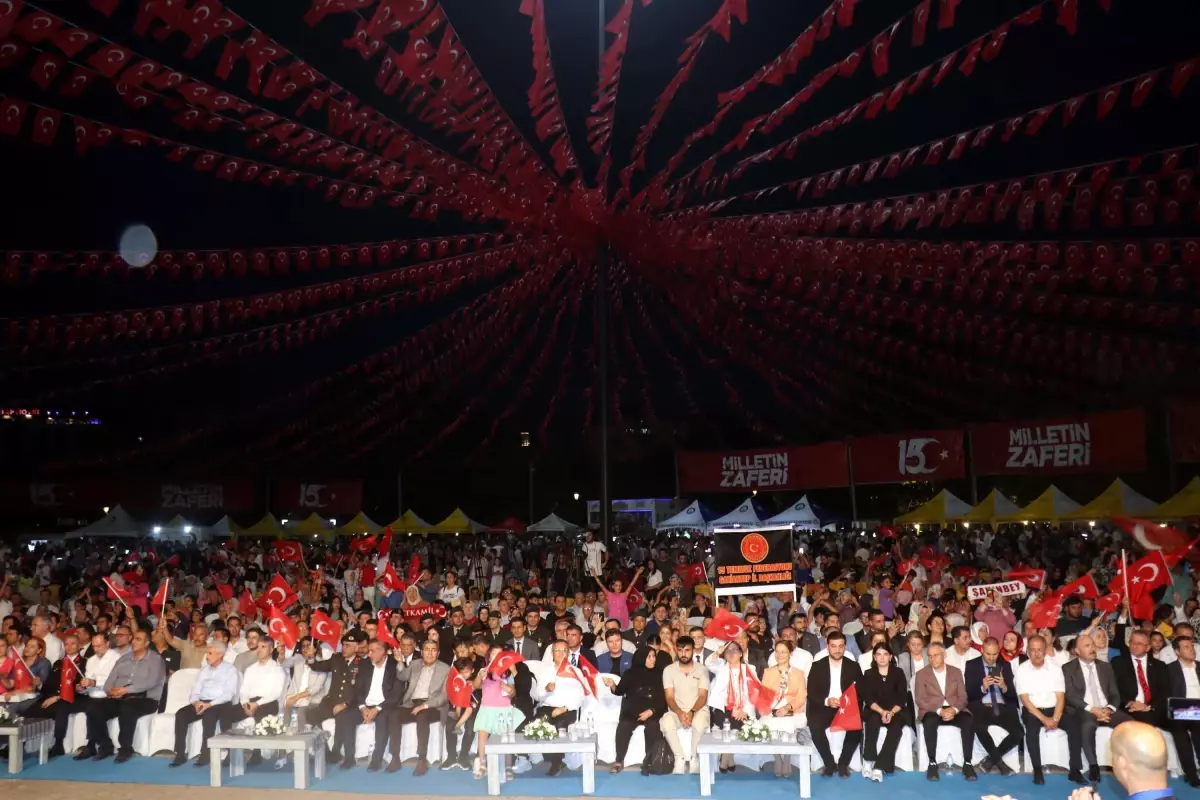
[1135,657,1151,703]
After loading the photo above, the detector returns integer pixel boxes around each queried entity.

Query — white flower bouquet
[736,720,772,743]
[252,715,286,736]
[0,706,17,725]
[522,717,560,741]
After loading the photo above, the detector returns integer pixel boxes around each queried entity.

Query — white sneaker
[689,759,700,774]
[872,769,884,782]
[672,761,685,775]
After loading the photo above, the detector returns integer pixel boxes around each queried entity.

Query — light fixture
[963,522,970,529]
[520,431,531,447]
[1023,520,1029,526]
[914,524,921,531]
[183,525,193,534]
[573,492,580,501]
[102,506,110,514]
[329,518,337,526]
[152,525,162,534]
[752,490,758,496]
[1088,520,1095,528]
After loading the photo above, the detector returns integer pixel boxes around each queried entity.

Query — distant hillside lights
[0,409,101,424]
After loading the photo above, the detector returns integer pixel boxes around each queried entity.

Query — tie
[1135,658,1151,703]
[989,670,1001,715]
[1085,663,1101,708]
[571,652,578,667]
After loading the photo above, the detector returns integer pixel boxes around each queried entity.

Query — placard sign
[713,526,795,599]
[965,581,1028,602]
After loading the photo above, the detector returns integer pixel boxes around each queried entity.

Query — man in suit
[1112,628,1171,726]
[1166,635,1200,787]
[506,618,541,662]
[1063,632,1133,785]
[915,642,977,781]
[594,630,633,676]
[327,640,400,772]
[26,631,86,757]
[805,631,863,778]
[387,639,450,776]
[542,625,595,669]
[438,608,470,665]
[964,636,1021,776]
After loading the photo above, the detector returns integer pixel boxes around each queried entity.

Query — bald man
[1105,721,1175,800]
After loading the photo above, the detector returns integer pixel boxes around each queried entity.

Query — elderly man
[914,642,977,781]
[386,639,447,775]
[170,643,239,767]
[1063,631,1132,785]
[1015,634,1066,785]
[27,631,86,756]
[78,630,165,763]
[1100,721,1178,800]
[31,615,63,665]
[169,620,209,670]
[537,640,587,777]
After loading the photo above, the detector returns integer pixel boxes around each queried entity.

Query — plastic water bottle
[287,708,298,734]
[722,719,732,743]
[584,711,594,736]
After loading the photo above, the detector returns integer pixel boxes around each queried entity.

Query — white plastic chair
[146,668,199,755]
[917,722,1021,773]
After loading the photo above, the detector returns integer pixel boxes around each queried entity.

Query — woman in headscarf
[602,646,666,775]
[970,622,990,652]
[706,642,759,773]
[760,640,807,777]
[1000,630,1025,664]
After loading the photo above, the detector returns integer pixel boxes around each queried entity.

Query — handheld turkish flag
[1111,516,1193,553]
[488,650,523,675]
[1004,568,1047,590]
[377,527,393,558]
[953,566,980,580]
[557,658,594,696]
[215,582,234,600]
[746,668,776,716]
[380,561,407,592]
[407,555,422,585]
[10,651,34,692]
[897,557,918,577]
[103,576,133,606]
[310,609,342,648]
[1059,573,1099,599]
[627,588,644,611]
[447,666,473,709]
[262,574,298,610]
[376,613,400,648]
[1108,551,1173,596]
[60,655,79,703]
[163,554,180,568]
[268,605,299,650]
[1027,595,1063,629]
[829,683,862,732]
[274,540,304,563]
[878,525,898,539]
[866,554,888,575]
[350,535,377,556]
[675,562,707,588]
[1095,592,1122,614]
[238,589,257,620]
[150,579,170,611]
[704,609,748,642]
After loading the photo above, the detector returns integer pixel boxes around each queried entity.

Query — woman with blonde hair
[761,640,807,777]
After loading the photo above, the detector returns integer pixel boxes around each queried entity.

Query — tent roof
[1061,479,1158,521]
[388,509,433,533]
[207,515,244,537]
[710,497,765,528]
[996,485,1082,522]
[65,505,142,539]
[895,490,974,524]
[164,514,192,528]
[957,489,1023,525]
[764,495,821,528]
[1148,476,1200,520]
[289,512,332,534]
[337,511,381,535]
[656,500,716,531]
[487,516,527,533]
[240,513,284,538]
[527,512,581,533]
[430,508,487,534]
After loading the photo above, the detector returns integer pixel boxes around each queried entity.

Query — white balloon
[118,224,157,267]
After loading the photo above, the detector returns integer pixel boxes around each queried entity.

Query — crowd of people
[0,520,1196,790]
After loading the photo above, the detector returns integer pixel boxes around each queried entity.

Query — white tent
[156,514,200,542]
[656,500,714,532]
[64,505,143,539]
[206,515,244,538]
[526,512,582,534]
[765,495,821,529]
[710,498,764,528]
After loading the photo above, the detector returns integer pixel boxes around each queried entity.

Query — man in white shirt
[31,615,64,665]
[224,638,287,765]
[582,531,607,578]
[944,625,981,673]
[225,616,249,658]
[536,641,587,777]
[1015,635,1066,785]
[79,633,120,699]
[1063,632,1132,785]
[170,643,239,767]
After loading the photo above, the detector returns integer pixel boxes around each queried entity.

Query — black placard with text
[714,527,794,593]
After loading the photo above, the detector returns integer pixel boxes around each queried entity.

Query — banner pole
[846,440,858,523]
[1121,549,1130,620]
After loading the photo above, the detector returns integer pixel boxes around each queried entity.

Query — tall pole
[396,469,403,518]
[529,461,536,524]
[597,0,611,545]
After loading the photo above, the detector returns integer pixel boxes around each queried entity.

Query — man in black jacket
[805,631,863,777]
[1166,636,1200,787]
[1112,628,1171,726]
[24,632,86,756]
[307,632,366,752]
[964,637,1021,776]
[340,640,402,772]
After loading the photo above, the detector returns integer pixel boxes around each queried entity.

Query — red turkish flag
[1004,568,1047,590]
[557,658,594,696]
[878,525,898,539]
[10,653,34,692]
[704,609,748,641]
[268,605,299,649]
[1059,573,1099,599]
[238,589,257,620]
[675,562,706,588]
[376,613,400,648]
[938,0,962,30]
[150,579,170,611]
[0,0,23,39]
[377,528,393,558]
[627,588,644,611]
[350,535,377,556]
[380,561,407,592]
[447,666,473,709]
[1111,517,1193,554]
[912,0,931,46]
[0,97,28,136]
[215,583,234,600]
[746,667,776,716]
[1095,592,1122,615]
[262,574,298,609]
[103,576,133,606]
[953,566,979,580]
[897,557,918,577]
[310,609,342,648]
[488,650,524,675]
[407,555,422,585]
[274,540,303,562]
[60,655,79,703]
[1027,595,1063,629]
[829,682,862,732]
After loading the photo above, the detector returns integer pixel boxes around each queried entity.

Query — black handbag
[644,735,675,775]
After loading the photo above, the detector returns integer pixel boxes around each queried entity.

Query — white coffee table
[483,733,597,796]
[695,733,813,798]
[208,731,326,789]
[1,718,53,774]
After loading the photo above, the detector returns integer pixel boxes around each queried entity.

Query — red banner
[273,479,364,516]
[1170,397,1200,463]
[677,442,848,493]
[0,480,116,512]
[122,480,257,512]
[850,430,965,484]
[972,409,1147,476]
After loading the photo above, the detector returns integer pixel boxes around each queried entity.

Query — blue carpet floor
[1,755,1194,799]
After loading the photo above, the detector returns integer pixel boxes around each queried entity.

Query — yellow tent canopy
[337,511,382,536]
[430,508,487,534]
[996,485,1082,523]
[239,513,284,539]
[955,489,1022,527]
[388,509,432,534]
[1060,479,1157,521]
[895,490,974,524]
[287,512,333,536]
[1148,476,1200,520]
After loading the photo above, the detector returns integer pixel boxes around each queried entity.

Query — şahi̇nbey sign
[713,527,795,598]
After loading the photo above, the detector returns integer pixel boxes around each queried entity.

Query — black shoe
[963,764,977,781]
[114,751,132,764]
[820,765,836,778]
[413,759,429,777]
[458,754,472,770]
[837,765,851,778]
[367,760,383,772]
[1088,765,1101,784]
[93,749,113,761]
[1033,767,1045,785]
[340,757,356,770]
[74,747,95,761]
[169,754,187,768]
[439,758,457,771]
[386,760,403,773]
[547,761,564,777]
[1068,769,1087,785]
[997,761,1015,777]
[1185,774,1200,788]
[247,752,263,767]
[927,765,939,781]
[48,745,65,758]
[194,755,211,767]
[977,757,994,774]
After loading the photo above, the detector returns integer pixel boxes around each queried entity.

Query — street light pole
[597,0,611,546]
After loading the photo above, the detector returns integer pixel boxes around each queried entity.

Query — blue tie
[990,676,1001,715]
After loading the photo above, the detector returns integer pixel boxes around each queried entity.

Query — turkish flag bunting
[1027,595,1063,629]
[380,561,407,592]
[103,576,133,606]
[447,666,473,709]
[274,540,304,562]
[1058,573,1099,599]
[488,650,524,675]
[238,588,257,620]
[310,609,342,648]
[350,535,377,556]
[830,682,862,732]
[268,605,299,650]
[377,528,393,558]
[150,579,169,611]
[704,609,748,641]
[1004,568,1047,590]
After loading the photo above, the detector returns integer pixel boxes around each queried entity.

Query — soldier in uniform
[307,631,367,760]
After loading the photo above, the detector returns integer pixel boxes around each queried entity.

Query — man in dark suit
[505,618,541,662]
[1063,632,1133,784]
[964,637,1021,776]
[1112,628,1171,726]
[335,640,401,771]
[438,608,470,665]
[1166,635,1200,787]
[805,631,863,777]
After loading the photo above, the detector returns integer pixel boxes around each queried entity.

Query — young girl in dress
[471,649,527,780]
[595,567,642,629]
